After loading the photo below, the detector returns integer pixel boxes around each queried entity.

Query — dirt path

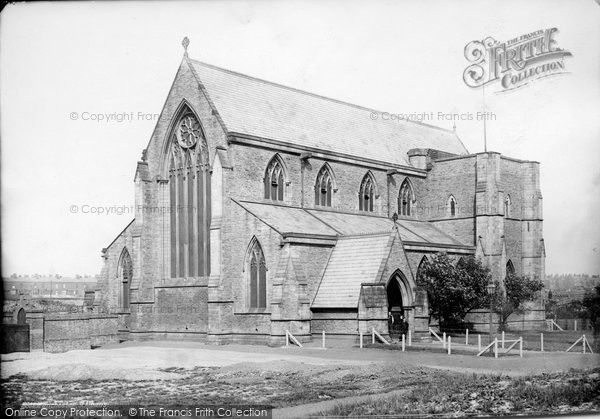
[3,340,599,416]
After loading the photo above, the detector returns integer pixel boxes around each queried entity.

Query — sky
[1,0,599,277]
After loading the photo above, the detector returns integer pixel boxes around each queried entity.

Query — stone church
[94,43,546,345]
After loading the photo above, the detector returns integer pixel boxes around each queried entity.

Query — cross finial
[182,36,190,55]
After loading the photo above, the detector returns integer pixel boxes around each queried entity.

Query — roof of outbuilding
[189,59,468,166]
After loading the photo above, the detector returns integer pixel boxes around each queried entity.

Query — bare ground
[2,340,599,417]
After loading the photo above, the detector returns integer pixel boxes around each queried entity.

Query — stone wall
[465,308,546,332]
[41,313,119,353]
[228,144,427,218]
[311,309,358,335]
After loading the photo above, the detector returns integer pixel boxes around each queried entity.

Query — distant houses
[545,274,600,305]
[3,274,97,301]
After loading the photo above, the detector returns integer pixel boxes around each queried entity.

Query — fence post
[372,328,375,344]
[466,328,469,345]
[286,331,289,347]
[478,334,481,351]
[408,330,412,346]
[360,332,363,349]
[494,338,498,358]
[447,336,452,355]
[583,335,586,354]
[584,335,592,353]
[402,334,405,351]
[574,320,577,331]
[541,333,544,352]
[442,332,446,348]
[519,337,523,357]
[322,330,325,349]
[501,331,505,349]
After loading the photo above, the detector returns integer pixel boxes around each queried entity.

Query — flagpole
[482,83,487,152]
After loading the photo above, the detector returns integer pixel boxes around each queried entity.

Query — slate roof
[306,210,393,236]
[311,234,391,308]
[307,210,466,247]
[235,201,338,237]
[236,201,467,247]
[235,202,473,309]
[189,59,468,166]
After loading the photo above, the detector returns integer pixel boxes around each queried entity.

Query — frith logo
[463,28,572,92]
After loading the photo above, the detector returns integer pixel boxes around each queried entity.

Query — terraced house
[95,44,546,345]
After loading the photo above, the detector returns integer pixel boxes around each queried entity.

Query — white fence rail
[477,338,498,358]
[428,327,444,344]
[285,330,303,348]
[372,328,390,345]
[503,338,523,357]
[566,335,594,354]
[477,337,523,357]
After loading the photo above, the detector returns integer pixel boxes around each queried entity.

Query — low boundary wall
[33,312,119,353]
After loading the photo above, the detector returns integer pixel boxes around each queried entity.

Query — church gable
[377,229,416,291]
[143,59,228,183]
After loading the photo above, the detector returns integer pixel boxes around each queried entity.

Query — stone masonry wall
[421,156,477,246]
[97,221,135,313]
[42,313,119,353]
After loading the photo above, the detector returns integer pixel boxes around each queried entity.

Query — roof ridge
[189,58,457,135]
[339,231,392,239]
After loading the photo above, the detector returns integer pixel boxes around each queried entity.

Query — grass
[318,368,600,417]
[0,364,432,408]
[2,360,598,416]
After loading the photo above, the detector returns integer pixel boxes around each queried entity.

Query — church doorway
[387,273,408,338]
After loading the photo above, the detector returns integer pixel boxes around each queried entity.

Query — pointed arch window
[506,260,515,277]
[168,107,211,279]
[398,179,414,216]
[264,155,285,201]
[447,195,457,217]
[359,172,376,212]
[315,164,334,207]
[504,195,511,218]
[248,239,267,309]
[416,256,429,283]
[118,248,133,309]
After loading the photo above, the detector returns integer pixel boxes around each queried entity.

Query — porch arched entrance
[386,271,410,338]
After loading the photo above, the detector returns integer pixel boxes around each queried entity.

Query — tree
[555,300,588,319]
[582,285,600,339]
[545,290,557,319]
[419,253,490,330]
[492,273,544,331]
